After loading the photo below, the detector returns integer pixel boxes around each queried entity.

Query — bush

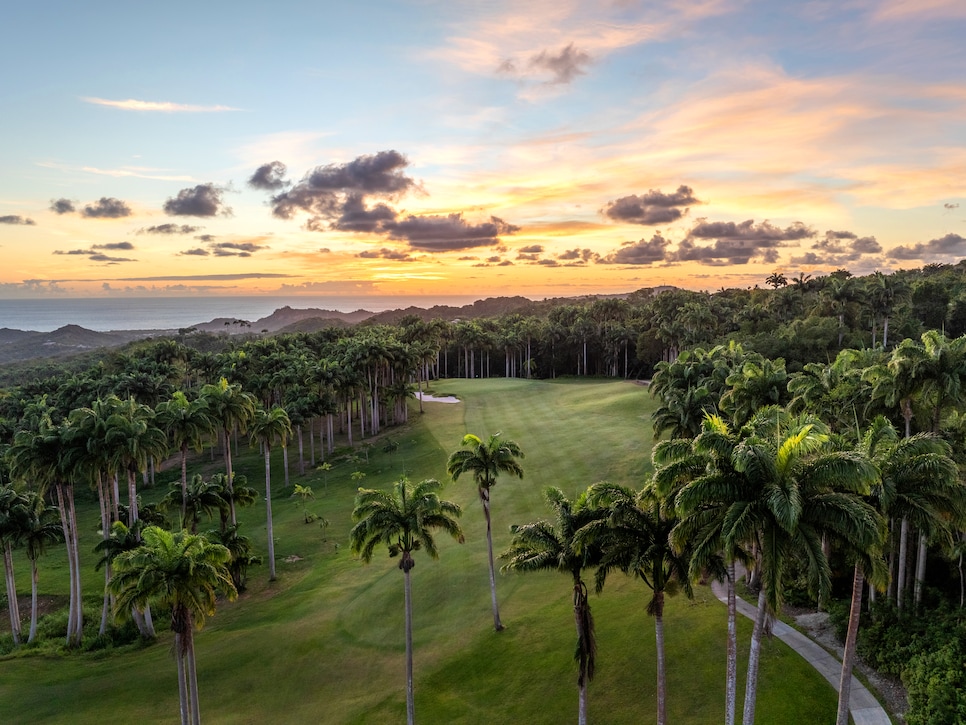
[903,640,966,725]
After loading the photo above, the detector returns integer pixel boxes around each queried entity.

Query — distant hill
[189,306,375,333]
[0,292,656,366]
[0,325,148,365]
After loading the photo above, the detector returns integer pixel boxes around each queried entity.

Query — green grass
[0,378,837,723]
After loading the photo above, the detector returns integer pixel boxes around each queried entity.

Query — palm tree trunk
[914,532,927,609]
[897,516,909,610]
[4,543,21,644]
[404,563,415,725]
[175,632,190,725]
[265,447,277,581]
[726,562,738,725]
[282,443,290,489]
[480,493,504,631]
[224,428,237,527]
[186,623,202,725]
[297,426,305,476]
[742,589,768,725]
[836,564,864,725]
[655,591,667,725]
[29,557,39,643]
[180,443,189,525]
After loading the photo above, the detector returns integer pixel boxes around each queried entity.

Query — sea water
[0,295,481,333]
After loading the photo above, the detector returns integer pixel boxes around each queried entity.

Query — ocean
[0,295,482,333]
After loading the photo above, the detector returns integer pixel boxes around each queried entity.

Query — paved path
[710,580,892,725]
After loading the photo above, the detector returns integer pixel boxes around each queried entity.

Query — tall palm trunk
[55,481,82,647]
[742,589,768,725]
[223,428,237,526]
[28,556,40,643]
[3,543,21,644]
[654,590,667,725]
[264,444,277,581]
[913,532,927,609]
[175,631,190,725]
[573,578,594,725]
[726,562,738,725]
[185,618,202,725]
[836,564,864,725]
[402,554,415,725]
[480,489,504,631]
[897,516,909,609]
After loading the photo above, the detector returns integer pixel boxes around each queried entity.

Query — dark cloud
[673,238,780,265]
[357,248,415,261]
[163,183,231,217]
[210,241,262,257]
[519,244,543,253]
[53,245,136,263]
[517,252,540,261]
[603,186,700,225]
[196,234,216,242]
[82,197,132,219]
[599,234,671,265]
[825,230,858,240]
[248,161,289,191]
[179,248,210,256]
[537,258,559,266]
[789,230,882,266]
[330,193,398,233]
[0,215,35,225]
[558,248,598,262]
[140,223,200,235]
[88,253,134,263]
[529,43,591,84]
[386,214,519,251]
[888,233,966,261]
[271,150,415,221]
[50,198,75,214]
[688,219,812,242]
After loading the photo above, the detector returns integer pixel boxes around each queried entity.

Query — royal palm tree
[728,407,878,725]
[0,484,25,643]
[17,489,64,642]
[582,481,692,725]
[447,432,525,631]
[249,405,292,581]
[156,391,214,524]
[350,477,463,725]
[110,526,236,725]
[502,487,605,725]
[652,415,752,725]
[201,378,257,526]
[8,416,85,647]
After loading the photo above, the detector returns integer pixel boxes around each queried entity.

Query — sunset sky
[2,0,965,302]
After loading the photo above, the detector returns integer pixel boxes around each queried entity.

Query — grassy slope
[0,379,837,723]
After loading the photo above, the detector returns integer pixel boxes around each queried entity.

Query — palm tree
[201,378,257,526]
[652,415,751,725]
[582,481,692,725]
[161,474,227,534]
[0,484,25,644]
[350,477,463,725]
[110,526,237,725]
[249,405,292,581]
[17,489,64,642]
[8,416,85,647]
[728,407,878,725]
[156,391,214,524]
[502,487,605,725]
[447,432,525,631]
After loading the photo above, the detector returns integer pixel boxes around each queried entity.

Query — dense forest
[2,261,966,724]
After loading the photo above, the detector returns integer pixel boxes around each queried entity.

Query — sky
[1,0,965,302]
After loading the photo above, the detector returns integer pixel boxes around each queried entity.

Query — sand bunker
[416,392,461,404]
